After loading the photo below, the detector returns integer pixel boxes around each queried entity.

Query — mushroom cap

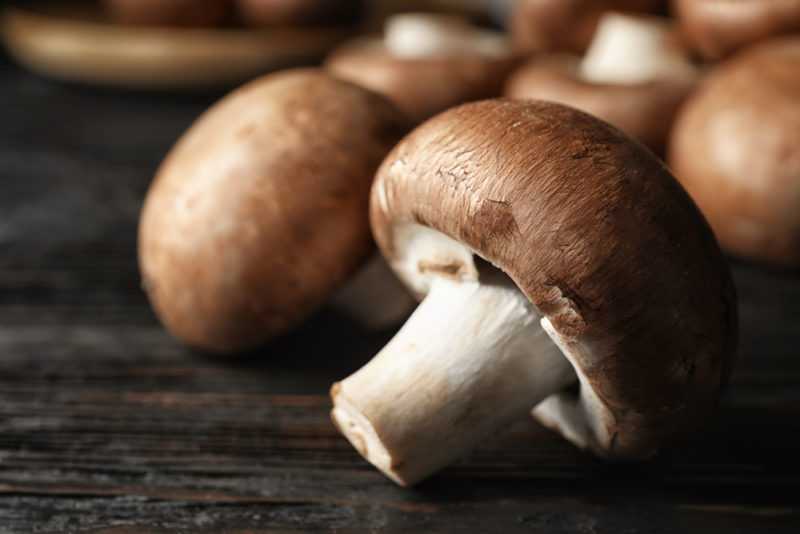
[234,0,363,27]
[371,99,736,459]
[325,36,518,124]
[103,0,230,27]
[509,0,665,54]
[672,0,800,59]
[138,69,409,353]
[668,37,800,267]
[504,54,697,154]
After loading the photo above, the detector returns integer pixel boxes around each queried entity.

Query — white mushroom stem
[384,13,507,59]
[579,12,696,84]
[330,273,576,486]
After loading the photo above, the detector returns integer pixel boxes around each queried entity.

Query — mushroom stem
[579,12,694,84]
[383,13,506,59]
[330,272,576,486]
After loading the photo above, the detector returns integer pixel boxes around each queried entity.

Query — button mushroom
[668,37,800,267]
[330,99,737,486]
[505,12,699,154]
[138,69,410,353]
[509,0,665,55]
[325,13,517,123]
[672,0,800,60]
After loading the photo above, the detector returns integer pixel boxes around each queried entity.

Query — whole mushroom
[505,12,699,154]
[668,37,800,267]
[103,0,230,26]
[330,99,737,486]
[672,0,800,60]
[138,69,410,353]
[326,13,517,123]
[509,0,665,54]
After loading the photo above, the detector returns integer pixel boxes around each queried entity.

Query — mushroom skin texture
[138,69,410,354]
[668,37,800,267]
[325,14,517,123]
[509,0,665,54]
[505,13,699,154]
[331,99,737,486]
[103,0,230,27]
[672,0,800,60]
[234,0,363,27]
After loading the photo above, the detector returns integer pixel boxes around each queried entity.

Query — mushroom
[672,0,800,60]
[668,37,800,267]
[138,69,410,353]
[330,99,737,486]
[234,0,363,27]
[509,0,665,55]
[505,12,699,154]
[325,13,517,123]
[103,0,230,27]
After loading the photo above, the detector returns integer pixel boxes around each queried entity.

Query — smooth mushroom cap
[672,0,800,60]
[103,0,230,27]
[509,0,665,54]
[138,69,410,353]
[668,37,800,267]
[371,99,736,459]
[234,0,363,27]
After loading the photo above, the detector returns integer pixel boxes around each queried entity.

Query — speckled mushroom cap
[509,0,665,54]
[504,54,697,154]
[370,99,736,458]
[672,0,800,59]
[138,69,409,353]
[668,37,800,267]
[325,36,518,124]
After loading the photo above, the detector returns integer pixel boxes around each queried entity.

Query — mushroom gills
[330,261,578,486]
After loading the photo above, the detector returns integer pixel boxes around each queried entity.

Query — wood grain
[0,51,798,533]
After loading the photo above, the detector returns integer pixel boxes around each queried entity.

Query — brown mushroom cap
[509,0,665,54]
[138,69,410,353]
[672,0,800,60]
[371,99,736,458]
[325,36,518,124]
[668,37,800,267]
[234,0,363,27]
[504,54,697,154]
[103,0,230,27]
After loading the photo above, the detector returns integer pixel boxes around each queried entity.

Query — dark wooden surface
[1,51,799,533]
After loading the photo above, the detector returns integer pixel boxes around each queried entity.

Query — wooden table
[1,52,799,533]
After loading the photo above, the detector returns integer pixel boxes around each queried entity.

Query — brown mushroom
[325,13,517,123]
[138,69,410,353]
[668,37,800,267]
[103,0,230,27]
[234,0,363,27]
[330,99,736,486]
[672,0,800,60]
[509,0,665,54]
[505,12,699,154]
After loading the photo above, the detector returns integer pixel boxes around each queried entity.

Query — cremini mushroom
[103,0,230,26]
[672,0,800,60]
[234,0,363,27]
[505,12,698,154]
[509,0,665,54]
[325,13,517,123]
[330,99,737,486]
[138,69,410,353]
[668,37,800,267]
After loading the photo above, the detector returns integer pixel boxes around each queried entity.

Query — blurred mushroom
[326,13,517,123]
[505,12,699,154]
[668,37,800,267]
[509,0,665,54]
[672,0,800,60]
[331,99,737,486]
[138,69,410,353]
[103,0,230,26]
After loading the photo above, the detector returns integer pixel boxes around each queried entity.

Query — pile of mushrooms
[138,69,410,353]
[505,11,698,154]
[330,99,737,486]
[326,13,517,123]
